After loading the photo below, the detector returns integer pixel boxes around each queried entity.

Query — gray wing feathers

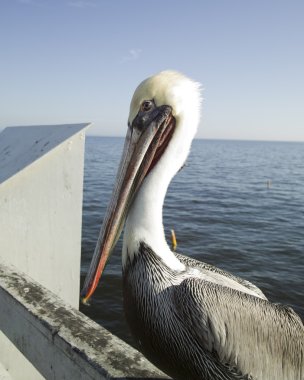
[175,252,267,300]
[174,278,304,380]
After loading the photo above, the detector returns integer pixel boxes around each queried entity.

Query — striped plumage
[123,242,303,380]
[82,71,304,379]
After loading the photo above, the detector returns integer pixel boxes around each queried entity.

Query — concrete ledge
[0,261,170,380]
[0,362,12,380]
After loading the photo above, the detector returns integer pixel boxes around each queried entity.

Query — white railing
[0,260,168,379]
[0,124,168,380]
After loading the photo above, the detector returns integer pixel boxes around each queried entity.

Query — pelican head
[81,70,201,303]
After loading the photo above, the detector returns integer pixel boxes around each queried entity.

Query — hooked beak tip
[80,283,94,306]
[80,295,91,306]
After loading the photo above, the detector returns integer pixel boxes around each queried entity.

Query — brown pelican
[81,71,304,379]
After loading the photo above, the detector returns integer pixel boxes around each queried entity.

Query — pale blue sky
[1,0,303,141]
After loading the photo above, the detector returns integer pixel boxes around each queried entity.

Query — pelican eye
[141,100,154,112]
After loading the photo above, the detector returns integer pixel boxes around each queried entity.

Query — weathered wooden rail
[0,261,168,379]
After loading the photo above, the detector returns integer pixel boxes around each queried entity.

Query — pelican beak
[81,104,175,304]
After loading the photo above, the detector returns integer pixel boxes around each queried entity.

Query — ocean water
[80,136,304,346]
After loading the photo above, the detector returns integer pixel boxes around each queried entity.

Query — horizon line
[86,134,304,144]
[0,127,303,144]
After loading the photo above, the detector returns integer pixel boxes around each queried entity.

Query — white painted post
[0,123,90,379]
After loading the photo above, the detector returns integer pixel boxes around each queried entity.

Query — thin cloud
[122,49,142,63]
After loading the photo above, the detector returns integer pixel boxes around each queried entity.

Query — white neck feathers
[122,70,201,270]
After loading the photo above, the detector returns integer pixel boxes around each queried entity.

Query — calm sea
[80,136,304,346]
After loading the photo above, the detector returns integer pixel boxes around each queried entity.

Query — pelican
[81,71,304,380]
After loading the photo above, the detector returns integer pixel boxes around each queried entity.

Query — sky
[0,0,303,141]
